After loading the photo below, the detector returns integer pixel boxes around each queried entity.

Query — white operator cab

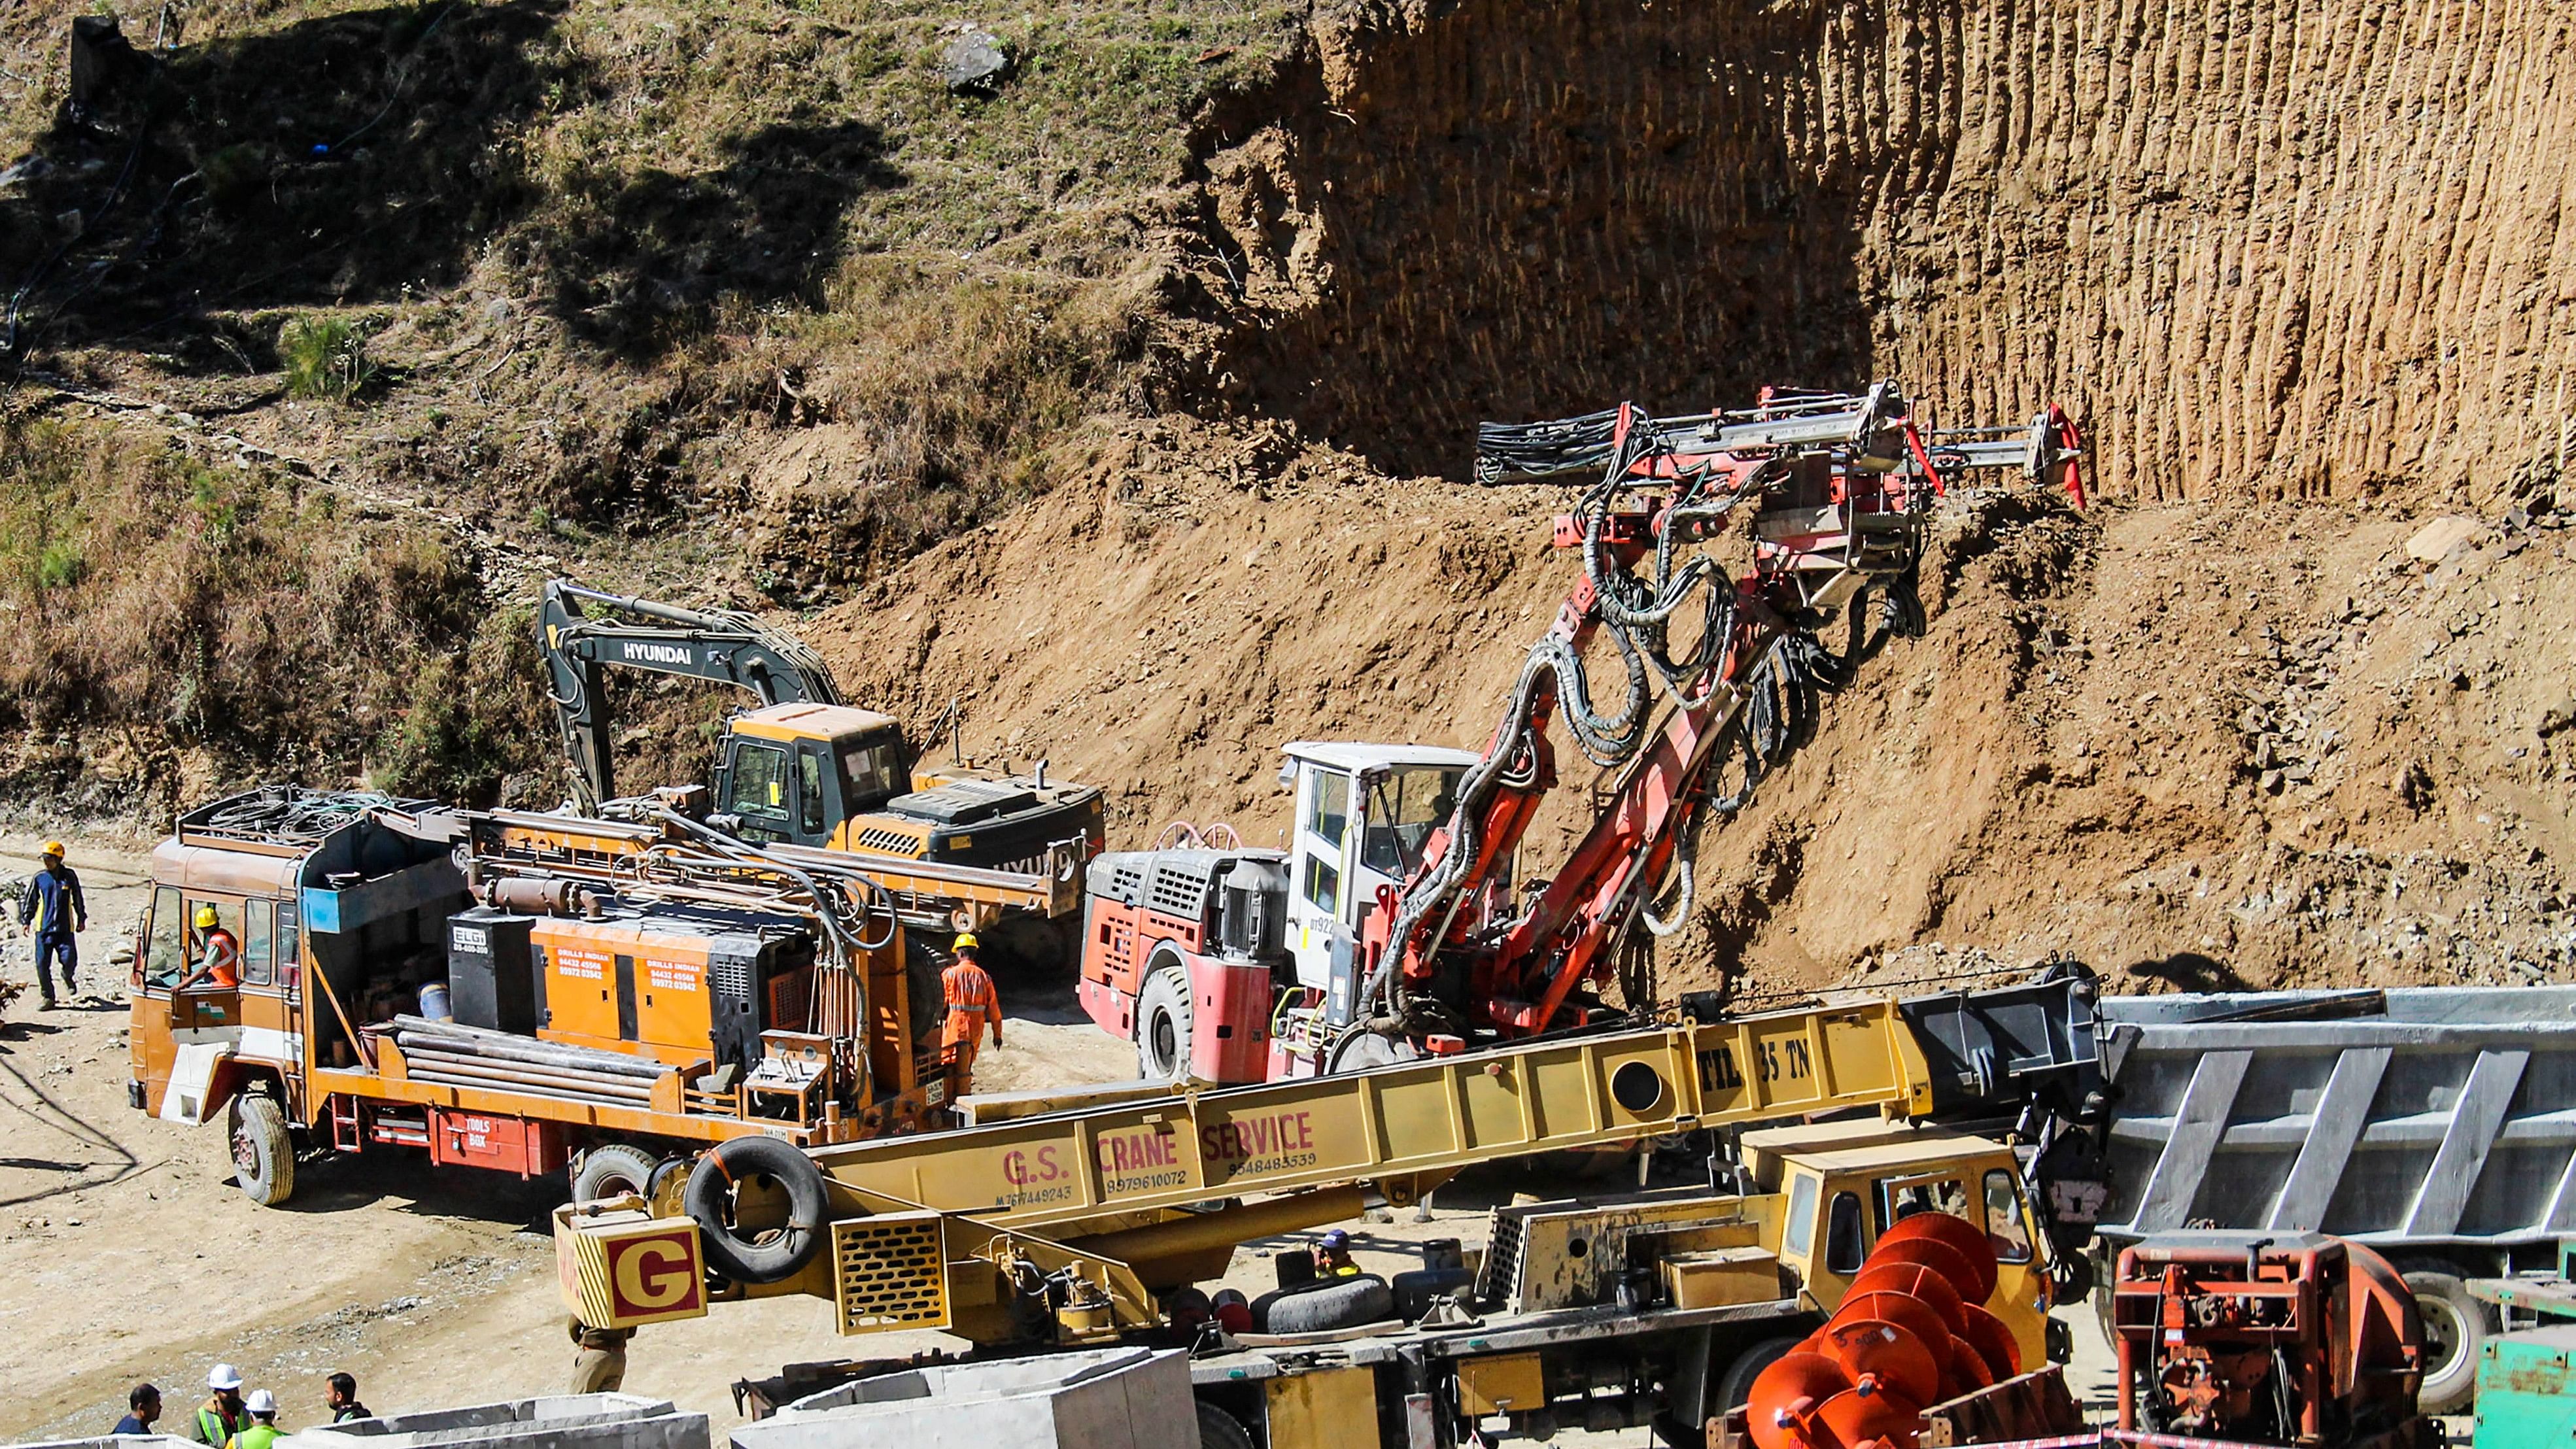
[1276,742,1486,997]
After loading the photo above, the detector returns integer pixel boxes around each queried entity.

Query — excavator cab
[712,702,912,847]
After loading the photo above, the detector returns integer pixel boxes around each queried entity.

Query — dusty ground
[0,830,1133,1439]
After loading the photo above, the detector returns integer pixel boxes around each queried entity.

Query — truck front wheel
[230,1095,295,1207]
[1138,963,1192,1082]
[1709,1335,1802,1418]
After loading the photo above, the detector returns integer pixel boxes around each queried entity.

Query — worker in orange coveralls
[940,933,1003,1093]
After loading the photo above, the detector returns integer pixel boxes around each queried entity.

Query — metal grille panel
[855,826,928,855]
[710,955,752,1010]
[833,1212,950,1334]
[1476,1205,1527,1306]
[1147,858,1217,922]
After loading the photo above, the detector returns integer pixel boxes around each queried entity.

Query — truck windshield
[838,734,904,807]
[1362,766,1464,877]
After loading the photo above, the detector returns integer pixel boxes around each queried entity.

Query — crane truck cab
[1076,742,1485,1083]
[1743,1117,2063,1372]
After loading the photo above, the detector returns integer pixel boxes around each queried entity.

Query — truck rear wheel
[1710,1335,1801,1417]
[230,1095,295,1207]
[1195,1401,1254,1449]
[1138,964,1192,1082]
[572,1143,661,1203]
[2399,1262,2494,1414]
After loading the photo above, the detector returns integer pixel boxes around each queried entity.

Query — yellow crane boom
[558,973,2103,1348]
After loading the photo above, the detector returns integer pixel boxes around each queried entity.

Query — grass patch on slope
[0,411,548,805]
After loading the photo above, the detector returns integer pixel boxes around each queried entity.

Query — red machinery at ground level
[2106,1232,2431,1449]
[1716,1229,2431,1449]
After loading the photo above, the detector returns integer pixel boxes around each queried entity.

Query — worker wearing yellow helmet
[177,903,242,991]
[938,932,1003,1094]
[17,839,86,1008]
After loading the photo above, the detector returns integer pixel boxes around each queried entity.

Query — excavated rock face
[1196,0,2576,499]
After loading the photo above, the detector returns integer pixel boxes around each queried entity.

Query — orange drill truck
[127,787,956,1208]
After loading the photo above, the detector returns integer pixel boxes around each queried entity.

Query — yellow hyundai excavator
[538,580,1103,956]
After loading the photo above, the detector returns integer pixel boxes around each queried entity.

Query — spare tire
[684,1136,829,1284]
[1247,1267,1345,1325]
[1260,1274,1394,1335]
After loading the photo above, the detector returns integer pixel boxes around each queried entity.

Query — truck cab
[1745,1118,2061,1371]
[1275,742,1483,997]
[128,791,466,1198]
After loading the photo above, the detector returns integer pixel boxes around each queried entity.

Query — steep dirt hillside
[1192,0,2576,500]
[807,433,2573,994]
[3,0,2570,995]
[1696,494,2574,994]
[812,416,1582,840]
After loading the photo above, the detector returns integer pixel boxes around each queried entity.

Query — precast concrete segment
[733,1347,1191,1449]
[277,1393,708,1449]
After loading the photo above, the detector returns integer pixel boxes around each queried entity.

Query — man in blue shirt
[112,1382,160,1435]
[17,840,86,1008]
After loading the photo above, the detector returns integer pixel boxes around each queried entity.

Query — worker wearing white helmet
[224,1388,283,1449]
[184,1365,245,1445]
[939,932,1003,1095]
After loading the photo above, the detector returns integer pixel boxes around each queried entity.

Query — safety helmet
[1320,1229,1350,1250]
[245,1389,278,1416]
[952,932,979,953]
[208,1363,243,1391]
[41,840,64,859]
[194,905,219,929]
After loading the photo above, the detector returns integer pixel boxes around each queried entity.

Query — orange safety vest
[940,959,1000,1049]
[199,929,241,988]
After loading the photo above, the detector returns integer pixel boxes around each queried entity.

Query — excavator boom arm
[539,579,848,810]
